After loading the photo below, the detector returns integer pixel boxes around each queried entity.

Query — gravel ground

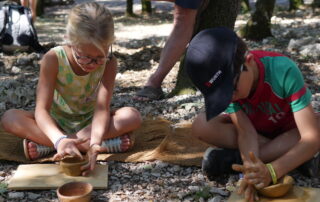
[0,1,320,201]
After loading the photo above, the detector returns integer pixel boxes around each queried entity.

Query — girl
[1,2,142,175]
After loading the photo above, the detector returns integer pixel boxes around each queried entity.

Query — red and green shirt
[225,50,311,138]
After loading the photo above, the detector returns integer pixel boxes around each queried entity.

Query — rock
[299,44,320,58]
[208,195,223,202]
[27,192,40,200]
[16,56,32,66]
[8,192,25,199]
[287,37,314,51]
[210,187,229,196]
[11,66,21,74]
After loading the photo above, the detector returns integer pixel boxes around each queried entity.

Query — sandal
[23,139,55,161]
[101,134,134,153]
[135,86,164,101]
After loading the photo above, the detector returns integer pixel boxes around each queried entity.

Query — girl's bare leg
[75,107,142,152]
[1,109,53,159]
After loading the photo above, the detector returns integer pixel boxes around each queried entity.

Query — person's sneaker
[297,152,320,177]
[202,147,242,181]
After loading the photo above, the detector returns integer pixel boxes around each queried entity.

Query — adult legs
[20,0,37,21]
[145,4,197,88]
[135,4,197,100]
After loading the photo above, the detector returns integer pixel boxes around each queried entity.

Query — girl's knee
[1,109,20,131]
[116,107,142,127]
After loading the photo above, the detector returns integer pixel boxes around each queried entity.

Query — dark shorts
[175,0,203,9]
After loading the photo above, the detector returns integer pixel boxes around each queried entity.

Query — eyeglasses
[233,64,244,91]
[72,47,107,65]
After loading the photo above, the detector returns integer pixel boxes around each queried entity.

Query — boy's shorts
[175,0,203,9]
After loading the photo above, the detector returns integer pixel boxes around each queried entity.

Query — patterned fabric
[50,46,105,134]
[225,50,311,138]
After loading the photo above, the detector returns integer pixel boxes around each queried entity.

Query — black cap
[185,27,238,120]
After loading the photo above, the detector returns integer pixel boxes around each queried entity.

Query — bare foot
[119,134,132,152]
[101,134,134,153]
[23,139,55,161]
[26,141,41,160]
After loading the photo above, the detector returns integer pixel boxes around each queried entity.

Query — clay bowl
[60,156,88,176]
[57,181,92,202]
[258,175,294,198]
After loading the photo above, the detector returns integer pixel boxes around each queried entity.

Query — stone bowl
[258,175,294,198]
[57,181,92,202]
[60,156,88,176]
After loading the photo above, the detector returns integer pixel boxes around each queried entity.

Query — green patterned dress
[50,46,105,134]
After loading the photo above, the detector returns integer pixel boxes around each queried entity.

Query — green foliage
[289,0,303,10]
[0,183,8,197]
[194,187,212,200]
[241,0,251,13]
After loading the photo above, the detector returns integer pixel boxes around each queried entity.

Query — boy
[185,27,320,201]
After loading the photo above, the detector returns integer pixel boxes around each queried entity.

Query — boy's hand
[244,152,271,189]
[233,152,272,189]
[53,138,87,161]
[237,178,259,202]
[81,144,103,176]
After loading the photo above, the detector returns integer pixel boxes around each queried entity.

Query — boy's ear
[245,53,254,64]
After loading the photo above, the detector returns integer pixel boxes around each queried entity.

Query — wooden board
[228,186,320,202]
[8,164,108,190]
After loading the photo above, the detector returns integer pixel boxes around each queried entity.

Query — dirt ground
[0,1,320,201]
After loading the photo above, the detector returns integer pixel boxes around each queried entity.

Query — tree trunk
[36,0,44,17]
[170,0,241,97]
[126,0,135,17]
[313,0,320,7]
[241,0,251,13]
[141,0,152,16]
[239,0,275,41]
[289,0,303,10]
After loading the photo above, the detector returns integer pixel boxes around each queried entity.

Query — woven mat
[0,118,210,166]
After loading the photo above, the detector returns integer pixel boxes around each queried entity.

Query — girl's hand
[81,144,103,176]
[53,137,87,161]
[237,178,259,202]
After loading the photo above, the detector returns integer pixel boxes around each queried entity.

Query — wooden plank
[8,164,108,190]
[228,186,320,202]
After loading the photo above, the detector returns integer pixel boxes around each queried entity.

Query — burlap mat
[0,118,210,166]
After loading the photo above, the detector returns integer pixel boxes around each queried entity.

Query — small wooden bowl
[57,181,92,202]
[60,156,88,176]
[258,175,294,198]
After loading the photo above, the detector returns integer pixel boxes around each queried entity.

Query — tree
[289,0,303,10]
[126,0,152,17]
[239,0,276,41]
[170,0,241,96]
[36,0,44,17]
[141,0,152,16]
[313,0,320,8]
[126,0,135,17]
[241,0,251,13]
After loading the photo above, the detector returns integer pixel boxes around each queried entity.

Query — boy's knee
[191,113,206,139]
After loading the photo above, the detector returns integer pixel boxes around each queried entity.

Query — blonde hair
[66,2,115,53]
